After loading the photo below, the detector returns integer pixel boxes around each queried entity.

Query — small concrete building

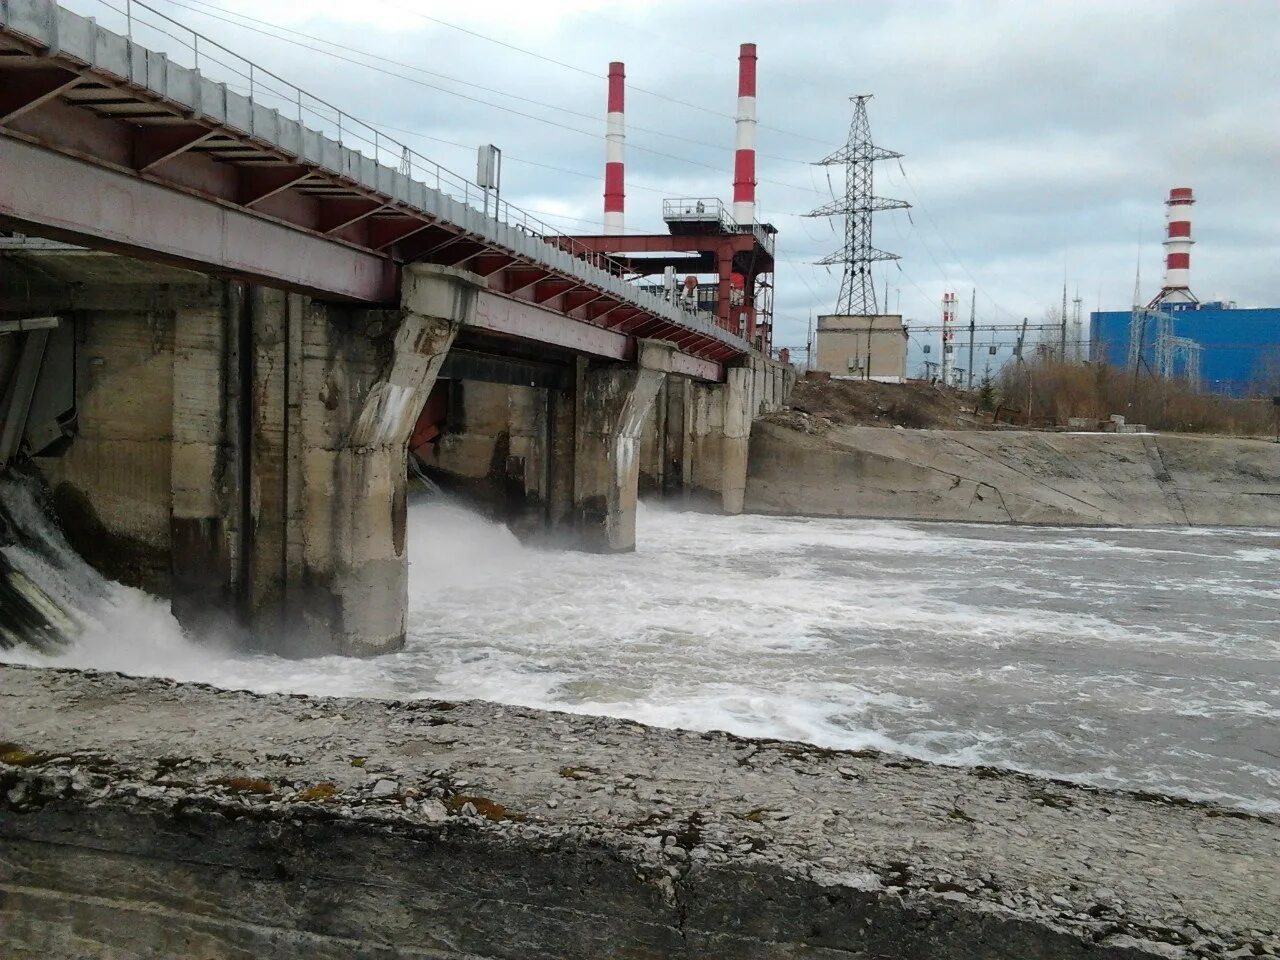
[814,314,907,382]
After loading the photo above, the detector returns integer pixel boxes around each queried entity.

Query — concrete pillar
[546,384,577,535]
[284,265,474,656]
[685,366,752,515]
[572,341,671,552]
[169,281,246,638]
[718,366,753,514]
[676,354,795,516]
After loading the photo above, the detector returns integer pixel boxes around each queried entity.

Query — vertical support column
[169,282,240,637]
[716,248,735,334]
[718,366,753,515]
[287,264,474,657]
[637,377,666,499]
[572,341,671,552]
[686,361,756,515]
[546,380,577,536]
[245,286,293,640]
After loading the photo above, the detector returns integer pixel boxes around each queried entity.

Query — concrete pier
[1,665,1276,959]
[571,341,674,552]
[642,356,794,513]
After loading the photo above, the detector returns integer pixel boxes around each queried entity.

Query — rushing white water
[4,482,1279,813]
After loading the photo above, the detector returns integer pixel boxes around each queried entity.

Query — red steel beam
[238,165,314,207]
[0,66,82,124]
[132,124,218,173]
[0,135,397,302]
[562,234,757,255]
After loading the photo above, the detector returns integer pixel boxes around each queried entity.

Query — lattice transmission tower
[807,95,909,315]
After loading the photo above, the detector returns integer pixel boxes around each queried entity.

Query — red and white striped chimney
[1158,186,1196,303]
[603,61,625,235]
[732,43,757,226]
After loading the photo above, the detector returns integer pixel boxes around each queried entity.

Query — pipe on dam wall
[1,666,1276,958]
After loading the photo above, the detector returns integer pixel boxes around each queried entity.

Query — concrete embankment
[2,666,1277,958]
[746,420,1280,526]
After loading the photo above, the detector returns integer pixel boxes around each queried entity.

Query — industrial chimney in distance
[603,61,625,235]
[733,43,757,226]
[1151,186,1197,306]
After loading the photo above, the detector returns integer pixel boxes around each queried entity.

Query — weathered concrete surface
[2,665,1276,959]
[288,263,474,656]
[642,355,795,514]
[572,342,675,552]
[1,252,482,657]
[423,379,557,541]
[747,421,1280,526]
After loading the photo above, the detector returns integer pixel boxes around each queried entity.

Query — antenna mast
[806,95,909,315]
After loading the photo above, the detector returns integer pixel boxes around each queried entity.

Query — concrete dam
[3,2,1279,958]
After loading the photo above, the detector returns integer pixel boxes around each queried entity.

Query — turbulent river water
[4,480,1279,813]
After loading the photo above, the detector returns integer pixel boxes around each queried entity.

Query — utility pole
[1059,281,1068,361]
[1017,317,1032,420]
[1071,289,1083,361]
[805,312,814,372]
[806,95,909,316]
[967,288,976,389]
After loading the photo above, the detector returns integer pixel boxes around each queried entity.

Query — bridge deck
[0,0,747,372]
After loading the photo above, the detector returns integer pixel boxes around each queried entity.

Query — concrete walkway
[2,665,1276,958]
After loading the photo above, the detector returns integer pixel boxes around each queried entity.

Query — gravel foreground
[2,664,1277,959]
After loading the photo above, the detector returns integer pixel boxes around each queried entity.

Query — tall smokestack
[1156,186,1196,304]
[603,61,625,235]
[733,43,757,226]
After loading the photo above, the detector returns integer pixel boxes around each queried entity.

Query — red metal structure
[0,0,746,379]
[564,43,775,354]
[564,199,776,352]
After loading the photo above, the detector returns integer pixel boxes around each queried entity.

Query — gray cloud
[65,0,1280,365]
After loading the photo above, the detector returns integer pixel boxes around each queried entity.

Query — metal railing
[662,198,775,256]
[663,198,733,229]
[50,0,728,335]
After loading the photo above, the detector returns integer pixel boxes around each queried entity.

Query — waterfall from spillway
[0,468,194,660]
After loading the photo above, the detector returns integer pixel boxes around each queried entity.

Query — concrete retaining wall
[746,421,1280,526]
[1,666,1276,958]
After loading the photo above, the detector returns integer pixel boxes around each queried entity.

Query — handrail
[57,0,722,332]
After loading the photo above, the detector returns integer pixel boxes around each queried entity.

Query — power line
[147,0,825,196]
[154,0,817,166]
[890,160,1028,321]
[375,0,838,147]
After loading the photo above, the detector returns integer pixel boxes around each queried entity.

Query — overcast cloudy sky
[68,0,1279,368]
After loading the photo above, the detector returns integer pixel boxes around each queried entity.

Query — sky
[67,0,1280,373]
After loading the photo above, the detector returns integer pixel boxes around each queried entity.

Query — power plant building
[1091,303,1280,396]
[1090,187,1280,396]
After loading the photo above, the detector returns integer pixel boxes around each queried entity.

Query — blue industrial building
[1090,302,1280,396]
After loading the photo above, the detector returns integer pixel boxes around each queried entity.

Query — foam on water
[3,478,1278,813]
